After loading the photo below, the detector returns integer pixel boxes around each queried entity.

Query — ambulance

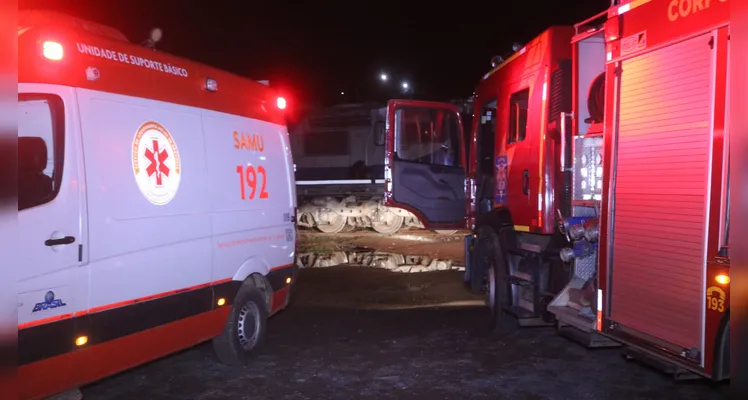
[18,10,297,399]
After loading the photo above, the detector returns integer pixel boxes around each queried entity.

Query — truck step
[549,305,620,348]
[622,346,701,381]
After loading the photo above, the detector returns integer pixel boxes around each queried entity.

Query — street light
[401,82,409,90]
[380,73,388,82]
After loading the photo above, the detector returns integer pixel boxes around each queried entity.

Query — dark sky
[20,0,609,109]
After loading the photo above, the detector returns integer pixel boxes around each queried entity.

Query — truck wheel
[372,212,404,235]
[341,219,356,232]
[481,228,517,334]
[212,284,268,366]
[316,214,347,234]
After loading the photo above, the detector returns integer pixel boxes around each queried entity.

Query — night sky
[20,0,609,110]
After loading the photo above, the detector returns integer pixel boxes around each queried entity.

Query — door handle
[522,170,529,195]
[45,236,76,246]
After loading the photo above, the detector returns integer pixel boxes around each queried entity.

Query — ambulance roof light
[277,96,287,110]
[42,41,64,61]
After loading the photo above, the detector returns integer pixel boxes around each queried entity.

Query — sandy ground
[297,229,466,262]
[81,250,729,399]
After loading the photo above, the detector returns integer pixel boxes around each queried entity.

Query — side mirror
[374,121,385,146]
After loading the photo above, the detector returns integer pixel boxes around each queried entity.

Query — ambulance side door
[17,84,87,398]
[383,99,467,230]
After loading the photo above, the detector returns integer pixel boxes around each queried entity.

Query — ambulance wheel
[372,212,404,235]
[316,214,347,234]
[480,227,517,334]
[212,284,268,366]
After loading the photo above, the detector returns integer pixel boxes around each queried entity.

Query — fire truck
[291,100,471,235]
[18,10,297,399]
[379,0,730,381]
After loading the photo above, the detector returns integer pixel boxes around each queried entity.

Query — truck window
[394,107,460,167]
[508,88,529,144]
[18,94,64,211]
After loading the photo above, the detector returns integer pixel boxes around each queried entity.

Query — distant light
[341,91,345,95]
[402,82,409,89]
[380,74,388,81]
[43,41,64,60]
[277,96,287,110]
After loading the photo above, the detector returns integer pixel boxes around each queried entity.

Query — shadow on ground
[82,267,729,400]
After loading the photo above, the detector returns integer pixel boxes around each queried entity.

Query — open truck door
[383,99,467,231]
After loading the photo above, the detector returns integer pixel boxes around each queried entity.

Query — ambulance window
[394,107,460,167]
[18,94,64,211]
[508,89,529,144]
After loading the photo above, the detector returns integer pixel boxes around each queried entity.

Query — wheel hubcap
[237,301,261,350]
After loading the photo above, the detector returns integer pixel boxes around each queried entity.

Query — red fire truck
[380,0,730,381]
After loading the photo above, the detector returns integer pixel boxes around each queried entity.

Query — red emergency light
[42,40,63,60]
[276,96,287,110]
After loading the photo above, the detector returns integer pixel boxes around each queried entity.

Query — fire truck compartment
[607,32,714,361]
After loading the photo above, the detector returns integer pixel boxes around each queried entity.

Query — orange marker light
[715,274,730,285]
[75,336,88,346]
[285,277,292,284]
[43,41,64,60]
[276,96,287,110]
[217,298,226,306]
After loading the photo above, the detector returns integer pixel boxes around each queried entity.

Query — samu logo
[32,291,67,313]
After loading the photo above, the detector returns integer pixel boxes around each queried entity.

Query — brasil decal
[132,121,182,205]
[495,155,508,205]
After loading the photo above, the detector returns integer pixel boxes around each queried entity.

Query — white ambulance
[18,10,297,399]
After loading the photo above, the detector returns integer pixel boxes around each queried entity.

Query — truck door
[476,99,497,214]
[17,87,86,398]
[384,100,466,229]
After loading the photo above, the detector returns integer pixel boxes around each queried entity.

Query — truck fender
[465,207,515,292]
[474,206,514,232]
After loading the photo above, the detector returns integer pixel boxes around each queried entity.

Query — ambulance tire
[212,284,269,366]
[481,227,517,334]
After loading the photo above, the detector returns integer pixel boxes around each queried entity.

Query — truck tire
[316,214,347,234]
[478,227,517,334]
[212,284,269,366]
[371,212,404,235]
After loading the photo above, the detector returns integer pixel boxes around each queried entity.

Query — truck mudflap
[463,232,482,292]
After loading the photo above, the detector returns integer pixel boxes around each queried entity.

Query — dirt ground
[81,243,729,400]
